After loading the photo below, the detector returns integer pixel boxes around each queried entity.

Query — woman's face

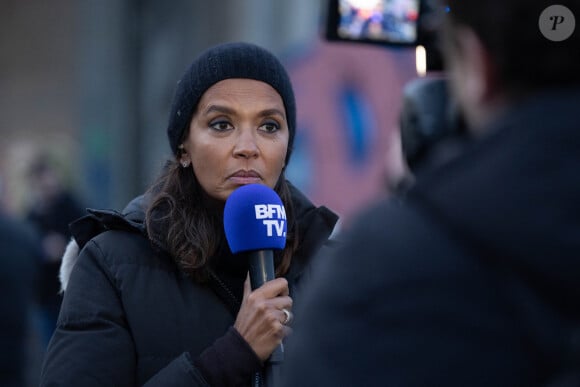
[180,78,289,202]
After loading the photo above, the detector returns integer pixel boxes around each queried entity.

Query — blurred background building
[1,0,417,223]
[1,0,419,385]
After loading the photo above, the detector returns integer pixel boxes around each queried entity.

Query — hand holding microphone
[234,275,292,361]
[224,184,293,363]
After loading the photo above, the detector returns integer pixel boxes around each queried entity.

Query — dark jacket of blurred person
[25,155,86,347]
[0,209,40,387]
[282,0,580,386]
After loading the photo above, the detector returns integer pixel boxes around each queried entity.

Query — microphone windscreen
[224,184,287,254]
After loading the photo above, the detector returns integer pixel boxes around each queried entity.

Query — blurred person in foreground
[0,189,39,386]
[282,0,580,386]
[24,154,86,349]
[40,42,338,386]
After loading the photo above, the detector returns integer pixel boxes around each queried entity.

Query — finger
[280,308,294,326]
[242,272,251,299]
[254,277,289,298]
[263,296,293,312]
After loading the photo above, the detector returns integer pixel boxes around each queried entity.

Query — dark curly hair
[145,160,297,283]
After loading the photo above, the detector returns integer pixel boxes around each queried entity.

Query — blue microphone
[224,183,287,290]
[223,184,287,380]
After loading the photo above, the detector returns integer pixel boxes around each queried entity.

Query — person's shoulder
[66,229,168,285]
[70,203,146,248]
[287,180,339,239]
[86,228,155,265]
[345,198,422,242]
[288,180,338,221]
[60,226,161,292]
[336,197,474,275]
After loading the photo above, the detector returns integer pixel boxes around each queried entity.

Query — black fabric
[166,42,296,164]
[40,182,337,387]
[26,191,85,304]
[0,212,40,387]
[282,88,580,387]
[193,327,262,387]
[208,242,250,313]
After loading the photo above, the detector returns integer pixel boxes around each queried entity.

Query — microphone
[224,183,287,288]
[223,184,287,385]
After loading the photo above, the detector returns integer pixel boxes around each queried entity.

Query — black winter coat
[40,183,338,386]
[282,88,580,387]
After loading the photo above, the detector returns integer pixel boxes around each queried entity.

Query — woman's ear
[178,145,191,168]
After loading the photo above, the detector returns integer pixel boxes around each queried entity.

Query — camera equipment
[399,77,467,171]
[323,0,470,174]
[324,0,445,71]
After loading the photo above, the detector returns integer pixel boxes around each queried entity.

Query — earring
[181,161,190,168]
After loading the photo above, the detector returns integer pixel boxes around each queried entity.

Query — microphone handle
[247,250,284,386]
[248,250,275,290]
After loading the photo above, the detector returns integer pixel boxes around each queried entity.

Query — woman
[40,42,338,386]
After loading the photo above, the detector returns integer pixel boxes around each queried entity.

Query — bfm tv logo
[254,204,286,237]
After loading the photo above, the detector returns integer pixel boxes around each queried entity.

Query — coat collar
[60,182,338,292]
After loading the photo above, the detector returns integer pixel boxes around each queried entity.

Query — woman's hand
[234,275,293,361]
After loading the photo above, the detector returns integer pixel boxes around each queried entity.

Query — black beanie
[167,41,296,165]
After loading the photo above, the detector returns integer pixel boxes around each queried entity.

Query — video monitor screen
[330,0,421,45]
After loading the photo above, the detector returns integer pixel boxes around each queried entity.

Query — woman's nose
[233,128,259,159]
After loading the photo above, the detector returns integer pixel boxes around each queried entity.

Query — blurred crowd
[1,153,85,386]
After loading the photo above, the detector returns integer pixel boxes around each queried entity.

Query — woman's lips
[228,170,262,184]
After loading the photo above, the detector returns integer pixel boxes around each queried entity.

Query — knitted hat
[167,42,296,165]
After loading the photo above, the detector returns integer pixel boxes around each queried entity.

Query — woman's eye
[210,121,233,131]
[260,122,280,133]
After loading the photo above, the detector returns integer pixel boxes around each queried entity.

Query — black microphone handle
[248,250,275,290]
[247,250,284,386]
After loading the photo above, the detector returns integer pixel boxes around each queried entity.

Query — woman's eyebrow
[258,108,285,119]
[203,104,235,115]
[203,105,285,119]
